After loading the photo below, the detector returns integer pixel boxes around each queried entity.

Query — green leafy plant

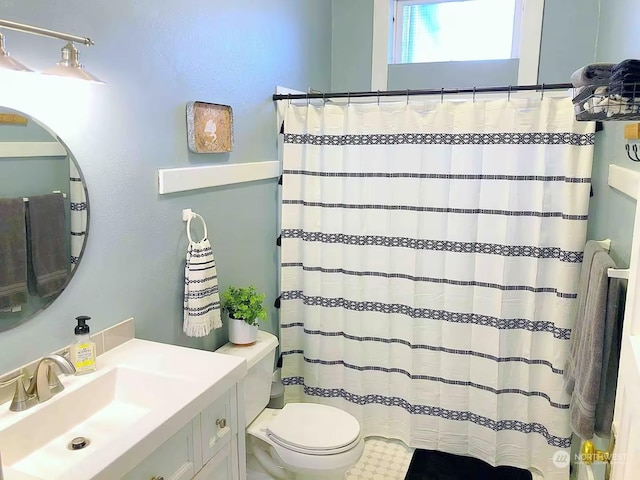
[221,285,267,326]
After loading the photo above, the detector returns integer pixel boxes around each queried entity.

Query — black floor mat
[404,449,533,480]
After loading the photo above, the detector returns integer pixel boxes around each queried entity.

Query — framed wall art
[186,101,233,153]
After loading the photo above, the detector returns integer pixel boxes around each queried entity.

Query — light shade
[42,41,102,83]
[0,32,33,72]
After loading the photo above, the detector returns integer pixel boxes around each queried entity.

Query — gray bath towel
[570,63,615,87]
[594,276,623,437]
[0,198,28,309]
[26,194,69,298]
[564,241,616,439]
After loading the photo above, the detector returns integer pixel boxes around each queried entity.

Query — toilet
[217,331,365,480]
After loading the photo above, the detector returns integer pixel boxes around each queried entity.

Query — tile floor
[346,437,415,480]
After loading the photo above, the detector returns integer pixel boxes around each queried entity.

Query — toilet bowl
[216,331,364,479]
[248,405,365,479]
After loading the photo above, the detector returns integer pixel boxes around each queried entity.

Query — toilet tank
[216,330,279,426]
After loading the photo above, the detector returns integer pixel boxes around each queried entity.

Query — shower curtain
[69,159,87,268]
[279,98,595,479]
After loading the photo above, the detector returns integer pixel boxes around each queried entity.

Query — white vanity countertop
[0,339,247,480]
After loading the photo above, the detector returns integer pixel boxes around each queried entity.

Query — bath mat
[404,449,532,480]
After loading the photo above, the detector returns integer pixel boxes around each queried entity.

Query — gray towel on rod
[26,194,69,298]
[564,240,616,439]
[594,276,623,437]
[0,198,28,309]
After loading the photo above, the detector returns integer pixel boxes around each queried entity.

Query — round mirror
[0,107,89,332]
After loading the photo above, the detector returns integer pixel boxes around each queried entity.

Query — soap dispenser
[70,315,96,375]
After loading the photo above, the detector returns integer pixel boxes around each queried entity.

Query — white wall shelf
[0,141,66,158]
[158,161,280,195]
[609,164,640,200]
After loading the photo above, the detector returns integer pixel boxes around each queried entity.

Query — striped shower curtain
[279,98,595,479]
[69,159,87,268]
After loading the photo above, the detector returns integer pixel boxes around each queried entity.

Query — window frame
[391,0,524,65]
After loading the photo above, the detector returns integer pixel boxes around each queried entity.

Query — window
[392,0,522,64]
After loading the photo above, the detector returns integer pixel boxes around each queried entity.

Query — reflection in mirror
[0,107,89,332]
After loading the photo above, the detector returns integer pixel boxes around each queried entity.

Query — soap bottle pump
[70,315,97,375]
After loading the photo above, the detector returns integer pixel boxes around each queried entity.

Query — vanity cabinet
[121,385,244,480]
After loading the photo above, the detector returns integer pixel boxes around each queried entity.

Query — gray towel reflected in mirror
[26,194,69,298]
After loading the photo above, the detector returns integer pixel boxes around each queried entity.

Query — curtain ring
[441,87,445,103]
[541,83,545,100]
[406,89,410,105]
[472,86,477,103]
[507,85,512,102]
[377,90,381,106]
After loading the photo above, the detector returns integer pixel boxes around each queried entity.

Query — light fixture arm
[0,18,93,46]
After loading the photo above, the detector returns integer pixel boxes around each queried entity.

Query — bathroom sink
[0,367,189,479]
[0,339,247,480]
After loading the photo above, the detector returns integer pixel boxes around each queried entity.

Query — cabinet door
[200,389,234,463]
[193,442,233,480]
[122,420,198,480]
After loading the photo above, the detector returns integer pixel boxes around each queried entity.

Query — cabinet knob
[216,418,227,429]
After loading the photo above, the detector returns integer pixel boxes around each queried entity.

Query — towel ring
[186,212,208,243]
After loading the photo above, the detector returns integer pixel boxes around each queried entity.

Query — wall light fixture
[0,18,102,83]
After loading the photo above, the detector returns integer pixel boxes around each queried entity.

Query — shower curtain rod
[272,83,574,101]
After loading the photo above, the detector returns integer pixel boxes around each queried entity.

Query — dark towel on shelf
[608,74,640,98]
[564,241,616,439]
[0,198,28,309]
[608,59,640,97]
[26,194,69,298]
[570,63,615,87]
[612,59,640,75]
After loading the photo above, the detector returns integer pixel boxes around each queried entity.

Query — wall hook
[626,144,640,162]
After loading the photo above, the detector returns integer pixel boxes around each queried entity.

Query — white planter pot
[228,317,259,345]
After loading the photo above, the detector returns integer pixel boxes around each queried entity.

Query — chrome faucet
[27,355,76,404]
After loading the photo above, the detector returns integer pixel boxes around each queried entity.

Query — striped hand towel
[183,238,221,337]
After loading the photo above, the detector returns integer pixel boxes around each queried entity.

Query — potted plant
[221,285,267,345]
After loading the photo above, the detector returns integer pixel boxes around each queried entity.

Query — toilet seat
[266,403,361,455]
[247,405,365,476]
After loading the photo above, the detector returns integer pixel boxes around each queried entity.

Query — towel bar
[22,190,67,202]
[608,268,629,279]
[596,238,611,251]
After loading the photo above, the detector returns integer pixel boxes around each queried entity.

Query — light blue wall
[538,0,601,84]
[332,0,601,91]
[586,0,639,268]
[331,0,374,91]
[0,0,332,372]
[388,60,518,90]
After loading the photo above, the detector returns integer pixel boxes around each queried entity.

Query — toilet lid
[267,403,360,452]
